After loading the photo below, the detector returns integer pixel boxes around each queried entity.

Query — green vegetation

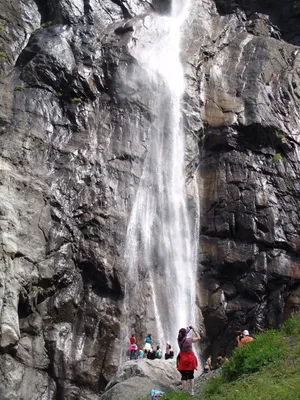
[294,1,300,15]
[152,314,300,400]
[272,153,282,162]
[0,25,3,31]
[71,97,83,104]
[221,330,287,381]
[0,51,7,58]
[276,130,287,145]
[31,285,39,295]
[57,92,63,97]
[41,20,56,28]
[15,85,24,91]
[276,130,285,140]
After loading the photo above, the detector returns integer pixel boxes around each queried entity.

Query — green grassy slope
[159,314,300,400]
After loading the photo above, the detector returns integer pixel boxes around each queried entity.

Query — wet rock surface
[0,0,300,398]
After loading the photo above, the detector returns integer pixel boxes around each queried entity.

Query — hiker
[206,355,212,370]
[177,326,200,396]
[165,344,174,359]
[155,345,162,359]
[130,334,136,345]
[237,330,254,347]
[138,348,144,359]
[149,349,156,360]
[129,342,138,360]
[144,334,153,351]
[168,344,174,359]
[216,355,224,368]
[203,365,210,373]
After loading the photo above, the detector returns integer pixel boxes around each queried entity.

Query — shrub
[32,285,39,295]
[282,314,300,336]
[203,375,223,397]
[272,153,282,162]
[71,97,82,104]
[222,330,288,382]
[294,1,300,15]
[41,20,56,28]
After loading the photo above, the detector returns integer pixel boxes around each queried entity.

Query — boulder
[100,359,181,400]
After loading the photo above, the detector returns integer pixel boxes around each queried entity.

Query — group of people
[129,334,174,361]
[176,326,254,395]
[129,326,254,396]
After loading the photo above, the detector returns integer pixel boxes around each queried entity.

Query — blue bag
[151,389,164,399]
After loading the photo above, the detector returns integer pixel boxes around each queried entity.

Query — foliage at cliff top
[156,314,300,400]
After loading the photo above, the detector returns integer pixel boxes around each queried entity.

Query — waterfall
[123,0,198,349]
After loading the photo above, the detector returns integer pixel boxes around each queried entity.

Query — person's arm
[237,335,243,347]
[192,327,200,342]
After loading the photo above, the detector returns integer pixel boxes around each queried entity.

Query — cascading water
[123,0,199,348]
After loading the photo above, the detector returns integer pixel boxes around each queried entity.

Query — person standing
[129,342,138,360]
[237,330,254,347]
[130,334,136,345]
[129,334,137,360]
[177,326,200,396]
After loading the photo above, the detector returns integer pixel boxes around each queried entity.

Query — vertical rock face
[0,0,300,398]
[182,0,300,358]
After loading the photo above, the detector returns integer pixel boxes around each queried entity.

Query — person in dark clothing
[165,344,174,359]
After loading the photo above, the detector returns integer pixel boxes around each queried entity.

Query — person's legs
[188,371,195,395]
[180,371,188,391]
[189,379,195,394]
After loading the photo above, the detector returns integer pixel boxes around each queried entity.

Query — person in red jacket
[177,327,200,395]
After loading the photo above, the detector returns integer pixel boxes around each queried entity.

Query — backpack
[151,389,164,399]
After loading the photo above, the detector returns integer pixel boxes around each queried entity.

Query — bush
[282,314,300,336]
[71,97,82,104]
[203,375,223,397]
[222,330,288,382]
[272,153,282,162]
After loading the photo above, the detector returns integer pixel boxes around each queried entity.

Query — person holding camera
[177,326,200,396]
[237,329,254,347]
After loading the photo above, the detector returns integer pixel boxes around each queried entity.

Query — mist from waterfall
[124,0,198,347]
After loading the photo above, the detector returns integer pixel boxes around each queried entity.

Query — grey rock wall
[183,0,300,359]
[0,0,300,398]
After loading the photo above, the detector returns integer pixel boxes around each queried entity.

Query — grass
[272,153,282,162]
[71,97,82,104]
[150,314,300,400]
[41,20,56,28]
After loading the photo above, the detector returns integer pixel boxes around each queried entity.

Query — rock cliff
[0,0,300,398]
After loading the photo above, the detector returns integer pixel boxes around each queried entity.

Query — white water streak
[124,0,197,346]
